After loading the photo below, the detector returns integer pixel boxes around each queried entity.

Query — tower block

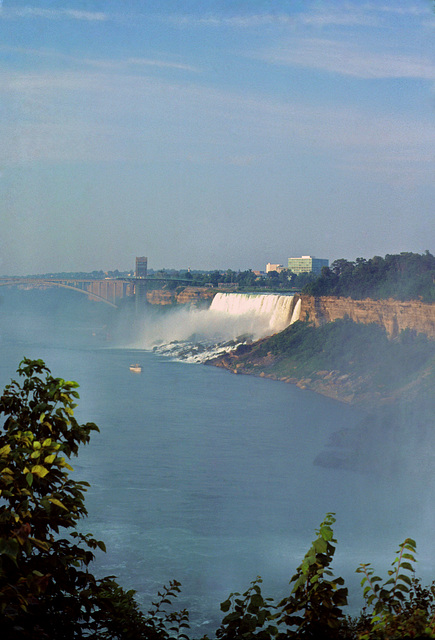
[135,256,148,308]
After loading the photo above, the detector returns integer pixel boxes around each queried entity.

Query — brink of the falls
[131,293,301,362]
[209,293,301,334]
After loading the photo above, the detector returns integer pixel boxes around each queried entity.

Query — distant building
[266,263,285,273]
[135,256,148,278]
[287,256,328,275]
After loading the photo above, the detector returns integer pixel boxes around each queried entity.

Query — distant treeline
[152,268,313,291]
[302,251,435,302]
[10,267,309,291]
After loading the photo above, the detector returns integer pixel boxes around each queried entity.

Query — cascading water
[130,293,301,362]
[210,293,300,334]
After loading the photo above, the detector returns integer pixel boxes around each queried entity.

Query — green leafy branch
[356,538,435,638]
[357,538,417,616]
[217,576,278,640]
[276,512,348,639]
[147,579,191,639]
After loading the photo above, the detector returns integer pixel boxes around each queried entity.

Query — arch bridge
[0,276,194,308]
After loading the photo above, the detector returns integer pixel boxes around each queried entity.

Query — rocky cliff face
[175,286,215,305]
[299,295,435,338]
[145,288,435,338]
[146,286,215,306]
[146,289,175,305]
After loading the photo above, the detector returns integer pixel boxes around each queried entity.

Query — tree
[330,259,355,277]
[208,271,222,287]
[0,358,181,639]
[302,252,435,301]
[278,269,293,287]
[267,270,280,284]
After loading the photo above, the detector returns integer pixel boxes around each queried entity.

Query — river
[1,288,434,636]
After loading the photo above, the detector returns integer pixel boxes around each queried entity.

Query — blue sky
[1,0,435,274]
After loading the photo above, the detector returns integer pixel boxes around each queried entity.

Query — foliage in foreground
[1,359,435,639]
[0,358,181,639]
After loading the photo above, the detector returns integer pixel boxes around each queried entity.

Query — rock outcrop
[146,286,215,306]
[175,287,215,305]
[146,289,175,305]
[299,295,435,338]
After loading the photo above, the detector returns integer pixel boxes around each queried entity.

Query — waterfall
[210,293,300,334]
[132,293,301,362]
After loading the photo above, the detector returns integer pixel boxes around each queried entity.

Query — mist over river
[1,288,435,635]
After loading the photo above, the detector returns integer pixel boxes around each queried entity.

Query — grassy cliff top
[207,319,435,407]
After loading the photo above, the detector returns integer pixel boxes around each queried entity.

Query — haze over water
[1,288,435,635]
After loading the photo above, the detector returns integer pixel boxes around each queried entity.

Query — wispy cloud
[168,14,295,28]
[0,45,199,74]
[0,7,108,21]
[298,9,377,27]
[80,56,200,73]
[368,4,432,17]
[166,3,412,30]
[167,7,378,29]
[168,10,376,29]
[257,37,435,79]
[126,58,199,73]
[165,2,434,32]
[1,66,434,174]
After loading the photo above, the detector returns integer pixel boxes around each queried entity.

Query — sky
[1,0,435,275]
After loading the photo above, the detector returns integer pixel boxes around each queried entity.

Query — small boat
[129,364,142,373]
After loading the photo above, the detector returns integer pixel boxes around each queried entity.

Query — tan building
[266,263,285,273]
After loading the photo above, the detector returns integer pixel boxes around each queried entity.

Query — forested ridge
[302,251,435,302]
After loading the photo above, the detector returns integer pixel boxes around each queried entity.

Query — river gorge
[1,286,434,636]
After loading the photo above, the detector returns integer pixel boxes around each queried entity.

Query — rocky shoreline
[205,352,377,405]
[205,334,434,408]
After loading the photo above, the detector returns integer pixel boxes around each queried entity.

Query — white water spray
[210,293,300,334]
[131,293,301,362]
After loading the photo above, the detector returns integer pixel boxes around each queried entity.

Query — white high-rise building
[287,256,328,275]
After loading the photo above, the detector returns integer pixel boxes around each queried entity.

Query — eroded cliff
[146,289,435,338]
[146,286,215,306]
[299,295,435,338]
